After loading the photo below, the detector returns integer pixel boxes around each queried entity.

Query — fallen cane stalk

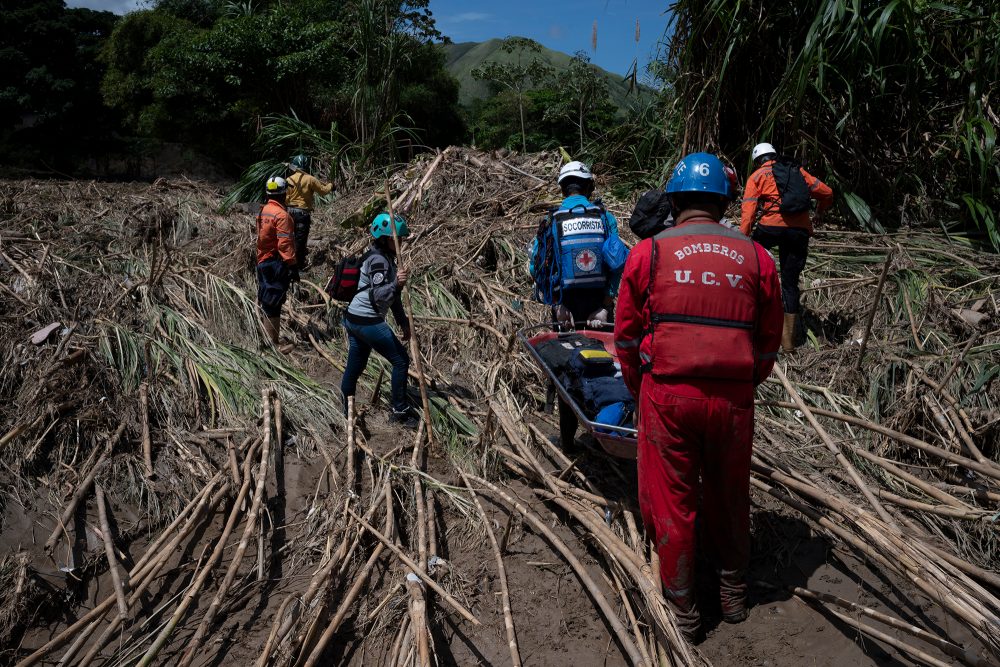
[179,429,279,664]
[94,485,130,617]
[460,471,521,667]
[347,508,480,626]
[773,364,898,527]
[465,475,647,666]
[787,585,992,667]
[854,245,894,371]
[136,389,272,667]
[44,422,125,554]
[139,381,153,477]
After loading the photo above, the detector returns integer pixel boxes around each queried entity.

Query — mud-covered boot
[262,316,281,347]
[781,313,798,352]
[666,593,700,643]
[719,569,749,623]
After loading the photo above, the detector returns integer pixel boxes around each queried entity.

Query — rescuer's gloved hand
[587,308,609,328]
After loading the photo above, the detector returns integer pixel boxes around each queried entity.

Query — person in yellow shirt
[286,154,333,269]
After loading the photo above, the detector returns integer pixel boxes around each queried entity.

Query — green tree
[0,0,120,171]
[472,37,553,153]
[546,51,613,153]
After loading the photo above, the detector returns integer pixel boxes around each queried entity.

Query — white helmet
[558,160,594,184]
[265,176,287,196]
[751,143,777,162]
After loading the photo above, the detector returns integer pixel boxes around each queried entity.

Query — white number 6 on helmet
[694,162,710,177]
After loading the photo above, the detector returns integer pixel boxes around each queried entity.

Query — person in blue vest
[529,161,627,328]
[530,161,629,449]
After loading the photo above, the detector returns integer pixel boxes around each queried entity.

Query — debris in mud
[0,149,998,667]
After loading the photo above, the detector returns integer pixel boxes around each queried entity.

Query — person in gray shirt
[340,213,415,426]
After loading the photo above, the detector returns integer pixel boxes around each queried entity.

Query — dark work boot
[665,593,700,643]
[390,408,419,428]
[720,569,749,623]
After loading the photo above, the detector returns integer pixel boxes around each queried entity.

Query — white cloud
[449,12,492,23]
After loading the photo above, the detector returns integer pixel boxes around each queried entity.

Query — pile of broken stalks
[0,147,998,667]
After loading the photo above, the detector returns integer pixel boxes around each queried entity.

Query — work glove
[554,304,573,330]
[587,308,609,329]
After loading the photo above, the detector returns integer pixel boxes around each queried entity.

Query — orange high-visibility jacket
[739,160,833,236]
[256,200,296,265]
[286,171,333,210]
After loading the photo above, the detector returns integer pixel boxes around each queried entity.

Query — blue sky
[65,0,669,78]
[430,1,669,78]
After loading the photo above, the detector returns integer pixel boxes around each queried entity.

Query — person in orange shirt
[257,176,298,351]
[286,154,333,270]
[740,142,833,350]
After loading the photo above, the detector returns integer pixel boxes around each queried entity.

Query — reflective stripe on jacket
[739,160,833,236]
[614,218,783,401]
[256,200,296,265]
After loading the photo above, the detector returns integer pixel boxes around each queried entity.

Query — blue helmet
[370,212,410,239]
[665,152,731,199]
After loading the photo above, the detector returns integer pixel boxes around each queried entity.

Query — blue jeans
[341,319,410,413]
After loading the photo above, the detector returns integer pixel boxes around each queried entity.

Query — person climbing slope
[615,152,783,641]
[340,213,416,427]
[256,176,298,353]
[740,142,833,350]
[286,154,333,270]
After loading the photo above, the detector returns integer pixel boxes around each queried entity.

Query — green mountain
[441,39,650,110]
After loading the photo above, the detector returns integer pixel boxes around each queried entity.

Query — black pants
[553,288,607,326]
[289,208,311,268]
[257,257,291,317]
[752,225,809,314]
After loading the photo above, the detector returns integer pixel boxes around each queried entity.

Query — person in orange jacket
[615,152,783,641]
[740,142,833,350]
[256,176,298,351]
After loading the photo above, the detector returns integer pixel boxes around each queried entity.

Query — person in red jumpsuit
[614,152,783,640]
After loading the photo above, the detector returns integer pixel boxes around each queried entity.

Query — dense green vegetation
[0,0,120,172]
[1,1,996,246]
[663,0,1000,246]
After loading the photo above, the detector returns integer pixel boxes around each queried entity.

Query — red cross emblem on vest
[575,249,598,272]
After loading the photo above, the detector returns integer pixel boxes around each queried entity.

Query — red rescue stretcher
[518,323,638,459]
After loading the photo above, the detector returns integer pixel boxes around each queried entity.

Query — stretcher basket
[517,323,638,459]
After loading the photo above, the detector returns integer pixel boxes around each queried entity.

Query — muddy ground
[2,164,995,666]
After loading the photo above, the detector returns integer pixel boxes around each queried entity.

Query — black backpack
[325,250,372,302]
[771,156,812,214]
[628,190,674,239]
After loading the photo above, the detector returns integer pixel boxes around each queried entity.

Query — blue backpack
[532,201,627,306]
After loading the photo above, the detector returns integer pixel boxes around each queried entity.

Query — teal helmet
[290,154,309,171]
[370,212,409,239]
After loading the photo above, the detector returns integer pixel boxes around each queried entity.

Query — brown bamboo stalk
[139,381,153,477]
[849,447,970,509]
[791,586,992,667]
[760,400,1000,482]
[180,426,279,664]
[44,423,125,554]
[939,334,978,394]
[94,485,129,617]
[460,472,521,667]
[773,365,898,527]
[854,246,894,371]
[47,475,231,667]
[406,576,431,667]
[136,390,272,667]
[347,509,480,626]
[466,475,646,666]
[821,607,953,667]
[385,180,435,448]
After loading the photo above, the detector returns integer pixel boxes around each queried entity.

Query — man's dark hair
[560,176,594,198]
[754,152,777,168]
